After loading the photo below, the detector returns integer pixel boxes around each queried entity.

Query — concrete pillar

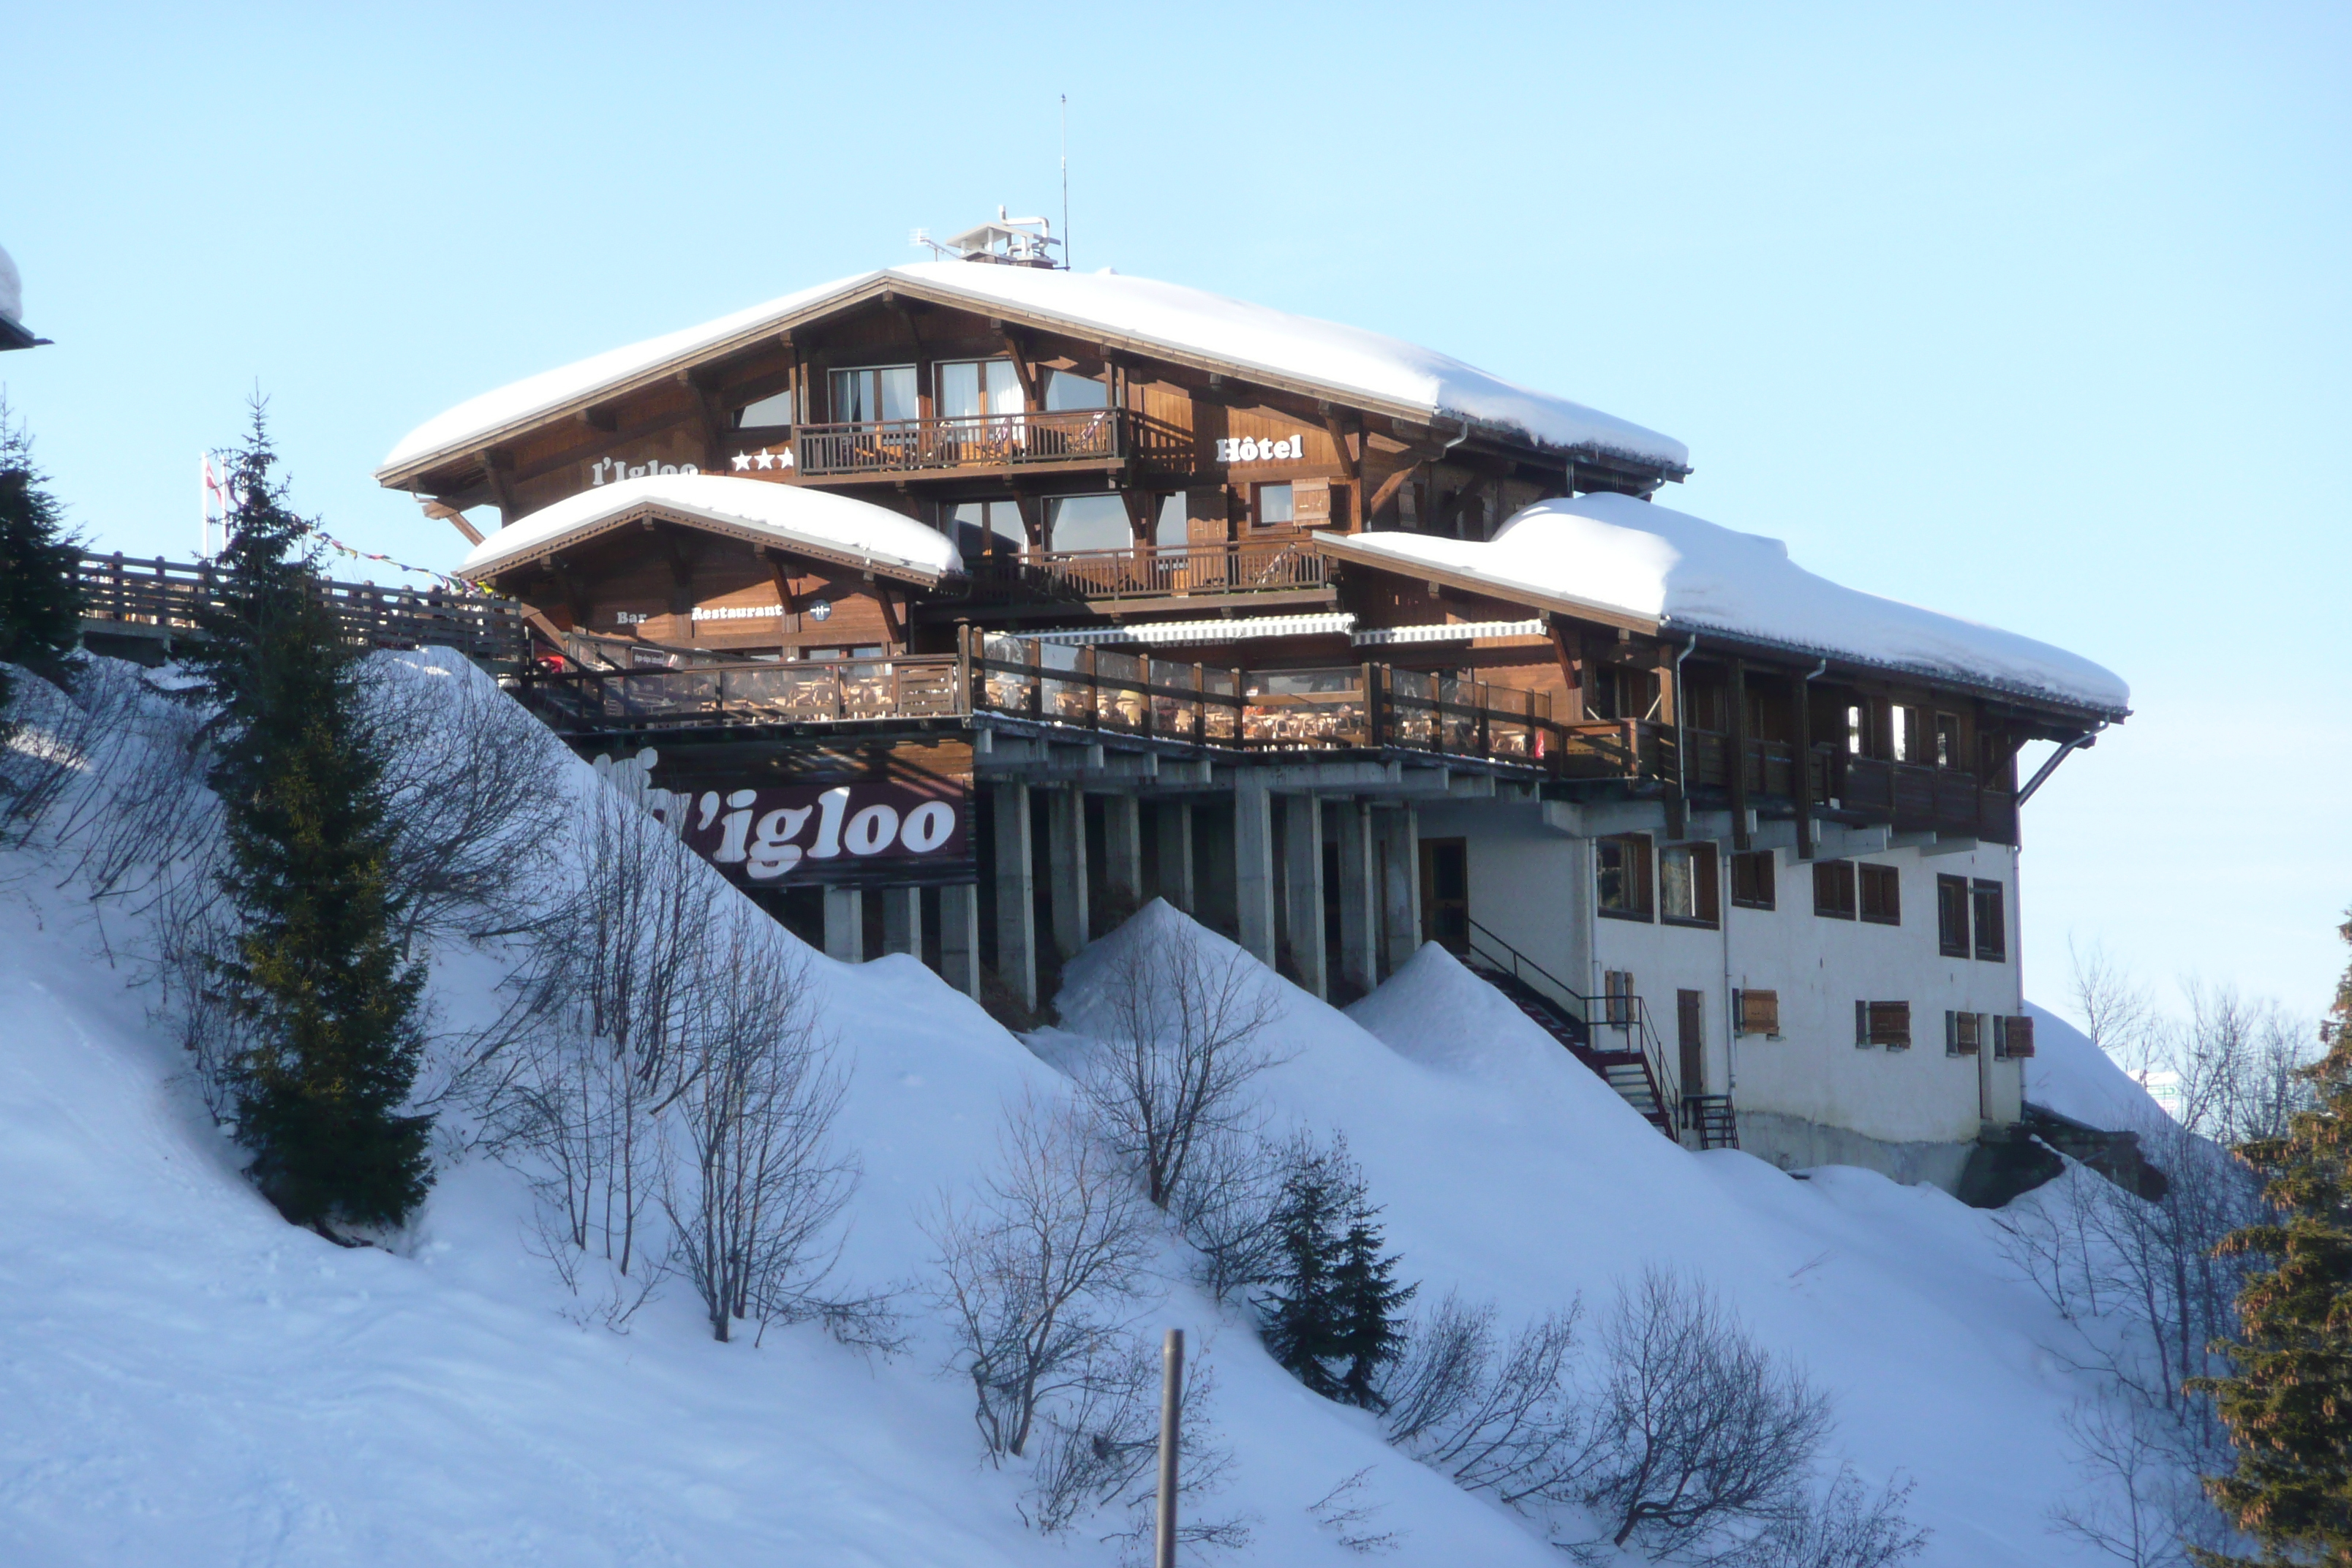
[1048,783,1089,960]
[1155,799,1194,913]
[941,882,981,1000]
[881,885,921,957]
[823,886,864,963]
[1234,774,1276,968]
[1283,793,1327,1000]
[993,783,1036,1011]
[1103,793,1142,914]
[1376,802,1420,978]
[1335,799,1379,997]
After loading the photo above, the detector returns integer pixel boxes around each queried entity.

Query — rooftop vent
[912,207,1062,268]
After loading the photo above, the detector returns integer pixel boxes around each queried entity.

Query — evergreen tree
[2191,918,2352,1567]
[0,398,81,720]
[184,407,431,1235]
[1259,1137,1414,1410]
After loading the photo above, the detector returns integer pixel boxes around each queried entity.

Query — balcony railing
[794,408,1123,477]
[513,655,964,732]
[73,551,527,663]
[962,539,1330,606]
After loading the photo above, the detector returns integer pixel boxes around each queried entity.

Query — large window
[1972,880,2007,962]
[735,389,794,428]
[1045,494,1132,552]
[1597,835,1654,921]
[1154,493,1189,549]
[935,358,1023,420]
[1044,369,1107,410]
[946,500,1025,559]
[1659,843,1720,927]
[1937,874,1970,957]
[1858,863,1901,925]
[1730,851,1776,910]
[1813,859,1857,919]
[829,364,917,425]
[1253,482,1294,528]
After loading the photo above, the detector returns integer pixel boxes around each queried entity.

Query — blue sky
[6,1,2346,1022]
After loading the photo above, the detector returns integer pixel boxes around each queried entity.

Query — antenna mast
[1060,94,1069,271]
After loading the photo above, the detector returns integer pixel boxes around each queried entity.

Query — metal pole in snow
[1156,1327,1183,1568]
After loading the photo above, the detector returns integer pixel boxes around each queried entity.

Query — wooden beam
[1548,616,1586,722]
[1000,330,1041,409]
[1322,409,1362,482]
[479,448,518,522]
[422,499,483,546]
[878,584,905,649]
[1366,461,1422,521]
[1727,657,1752,853]
[1793,667,1817,861]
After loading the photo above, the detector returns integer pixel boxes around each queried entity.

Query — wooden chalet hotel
[379,216,2129,1194]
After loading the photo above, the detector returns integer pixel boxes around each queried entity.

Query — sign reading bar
[592,748,972,886]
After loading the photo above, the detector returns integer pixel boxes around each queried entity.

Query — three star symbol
[729,449,794,472]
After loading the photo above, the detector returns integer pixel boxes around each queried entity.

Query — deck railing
[962,538,1330,606]
[513,655,964,731]
[794,408,1123,477]
[73,551,527,663]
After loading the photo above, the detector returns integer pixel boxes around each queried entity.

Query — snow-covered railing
[73,550,527,664]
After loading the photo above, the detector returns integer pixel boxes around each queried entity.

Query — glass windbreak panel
[1155,493,1189,548]
[829,365,918,424]
[1044,369,1108,410]
[736,391,794,427]
[1046,494,1131,552]
[949,500,1025,559]
[1255,483,1294,527]
[936,359,1023,418]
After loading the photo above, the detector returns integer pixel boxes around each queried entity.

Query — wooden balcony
[73,551,527,665]
[959,538,1331,608]
[513,655,963,733]
[794,408,1124,478]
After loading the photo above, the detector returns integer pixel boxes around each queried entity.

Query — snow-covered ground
[0,652,2172,1566]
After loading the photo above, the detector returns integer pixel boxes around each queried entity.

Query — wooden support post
[823,886,864,963]
[1376,803,1422,978]
[1793,671,1817,862]
[993,783,1037,1010]
[1049,783,1090,960]
[1336,799,1379,998]
[940,883,981,999]
[1155,800,1195,913]
[1103,794,1142,914]
[1549,617,1586,722]
[1234,774,1276,968]
[1283,793,1327,1000]
[1656,641,1686,840]
[1727,657,1752,853]
[881,886,922,957]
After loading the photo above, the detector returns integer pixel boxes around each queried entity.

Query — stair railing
[1461,918,1683,1128]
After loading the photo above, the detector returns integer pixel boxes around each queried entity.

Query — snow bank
[380,263,1686,480]
[1331,491,2130,714]
[459,471,962,583]
[2024,1002,2170,1131]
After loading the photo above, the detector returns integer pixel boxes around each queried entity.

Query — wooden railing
[794,407,1123,477]
[962,538,1330,606]
[513,655,965,732]
[74,551,527,663]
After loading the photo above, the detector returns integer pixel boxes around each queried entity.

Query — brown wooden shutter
[1867,1000,1912,1049]
[1737,989,1779,1038]
[1997,1014,2035,1058]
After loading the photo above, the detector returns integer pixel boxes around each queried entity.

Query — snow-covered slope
[2023,1002,2169,1131]
[0,655,2152,1566]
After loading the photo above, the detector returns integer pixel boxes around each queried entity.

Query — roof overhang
[462,491,953,591]
[1313,534,1662,636]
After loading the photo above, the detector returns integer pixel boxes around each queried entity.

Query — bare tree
[1025,1333,1244,1556]
[926,1095,1158,1462]
[1077,921,1282,1212]
[1748,1465,1929,1568]
[2047,1395,2231,1568]
[1306,1467,1401,1556]
[1382,1292,1588,1510]
[2070,938,2160,1079]
[660,921,862,1344]
[1579,1268,1833,1559]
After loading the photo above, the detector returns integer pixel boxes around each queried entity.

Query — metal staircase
[1461,921,1683,1142]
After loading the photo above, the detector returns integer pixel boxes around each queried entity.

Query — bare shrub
[1077,919,1281,1211]
[927,1095,1157,1463]
[1025,1333,1243,1556]
[1580,1268,1833,1558]
[1748,1465,1930,1568]
[1177,1124,1295,1303]
[1306,1467,1401,1556]
[1382,1292,1586,1509]
[659,919,863,1344]
[2047,1395,2231,1568]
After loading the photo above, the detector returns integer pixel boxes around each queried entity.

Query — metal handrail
[1463,916,1681,1116]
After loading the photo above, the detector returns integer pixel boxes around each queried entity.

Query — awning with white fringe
[1021,612,1356,647]
[1350,617,1546,646]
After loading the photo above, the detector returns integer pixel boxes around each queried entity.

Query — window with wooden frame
[1730,851,1776,910]
[1945,1010,1984,1056]
[1659,843,1720,927]
[1604,969,1637,1027]
[1042,368,1108,410]
[1252,481,1295,528]
[1936,875,1971,957]
[828,363,918,425]
[1972,881,2008,962]
[1994,1014,2036,1058]
[1892,705,1929,764]
[1844,702,1869,756]
[1858,863,1901,926]
[1735,989,1781,1039]
[935,358,1025,420]
[1855,1000,1912,1049]
[1935,712,1961,769]
[1596,835,1654,921]
[1813,859,1857,919]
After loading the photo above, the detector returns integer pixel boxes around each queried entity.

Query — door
[1419,837,1468,952]
[1677,989,1705,1099]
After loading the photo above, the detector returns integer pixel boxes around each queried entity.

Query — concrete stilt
[1234,774,1276,968]
[881,885,921,957]
[823,886,864,963]
[1376,802,1421,978]
[1335,798,1378,997]
[940,882,981,1000]
[1283,793,1327,999]
[1103,793,1142,915]
[993,783,1036,1011]
[1155,799,1194,913]
[1048,783,1089,960]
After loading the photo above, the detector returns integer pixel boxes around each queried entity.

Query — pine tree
[184,407,431,1235]
[0,398,81,720]
[2190,918,2352,1567]
[1259,1137,1415,1410]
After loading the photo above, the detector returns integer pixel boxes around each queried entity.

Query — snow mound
[460,471,963,582]
[2024,1002,2170,1132]
[1331,491,2129,714]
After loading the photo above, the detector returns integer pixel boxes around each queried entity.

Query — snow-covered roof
[459,473,962,584]
[1324,493,2130,715]
[380,263,1687,483]
[0,244,20,326]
